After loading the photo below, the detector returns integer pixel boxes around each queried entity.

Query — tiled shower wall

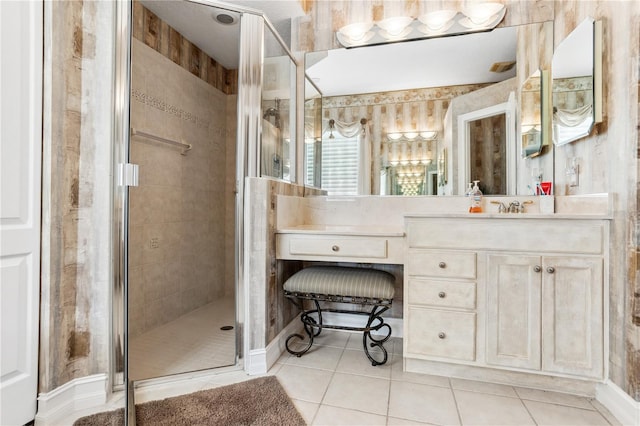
[128,37,236,337]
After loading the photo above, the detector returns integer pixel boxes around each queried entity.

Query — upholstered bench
[283,266,395,366]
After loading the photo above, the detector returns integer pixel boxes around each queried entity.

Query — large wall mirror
[551,17,602,146]
[304,21,553,197]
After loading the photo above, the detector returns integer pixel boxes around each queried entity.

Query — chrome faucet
[490,201,508,213]
[491,200,534,213]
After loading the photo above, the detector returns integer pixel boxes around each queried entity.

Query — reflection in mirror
[520,71,543,158]
[261,27,296,180]
[551,18,598,146]
[457,94,516,195]
[382,132,438,196]
[305,22,553,196]
[306,26,518,196]
[304,78,322,187]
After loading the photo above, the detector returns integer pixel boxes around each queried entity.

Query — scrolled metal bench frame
[284,290,393,366]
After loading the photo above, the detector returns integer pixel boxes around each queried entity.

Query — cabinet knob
[546,266,555,274]
[331,245,340,252]
[438,261,446,269]
[438,332,446,339]
[533,265,542,273]
[438,291,446,298]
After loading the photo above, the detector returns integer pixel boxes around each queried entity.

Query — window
[305,133,359,196]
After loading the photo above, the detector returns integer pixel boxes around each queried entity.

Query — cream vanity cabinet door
[541,256,603,378]
[487,254,603,378]
[486,255,542,370]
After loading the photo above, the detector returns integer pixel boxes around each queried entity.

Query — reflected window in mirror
[305,118,369,196]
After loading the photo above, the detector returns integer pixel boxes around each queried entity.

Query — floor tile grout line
[588,399,616,426]
[448,377,465,426]
[519,395,541,426]
[310,338,348,425]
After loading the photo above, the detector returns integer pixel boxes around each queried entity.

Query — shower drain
[220,325,234,331]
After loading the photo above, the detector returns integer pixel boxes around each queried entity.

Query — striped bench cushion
[283,266,395,300]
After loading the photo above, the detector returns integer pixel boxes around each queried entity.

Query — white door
[0,1,43,424]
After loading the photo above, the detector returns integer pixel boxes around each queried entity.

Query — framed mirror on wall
[552,17,603,146]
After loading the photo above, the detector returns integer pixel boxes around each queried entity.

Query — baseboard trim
[246,317,303,376]
[34,373,107,425]
[246,313,402,376]
[596,380,640,426]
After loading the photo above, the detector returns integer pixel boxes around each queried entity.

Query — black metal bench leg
[362,305,392,366]
[285,299,323,357]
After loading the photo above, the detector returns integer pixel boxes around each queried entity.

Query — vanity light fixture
[461,2,505,27]
[336,3,506,48]
[337,22,374,46]
[376,16,414,40]
[418,9,457,32]
[387,131,437,141]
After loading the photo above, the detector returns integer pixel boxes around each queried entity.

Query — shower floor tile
[129,298,236,380]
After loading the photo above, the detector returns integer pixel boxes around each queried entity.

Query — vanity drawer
[288,236,388,259]
[408,250,476,279]
[406,307,476,361]
[408,279,476,309]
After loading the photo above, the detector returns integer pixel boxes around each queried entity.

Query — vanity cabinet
[405,217,607,384]
[487,254,603,378]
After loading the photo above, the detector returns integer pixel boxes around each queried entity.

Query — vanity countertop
[404,212,612,220]
[276,224,405,237]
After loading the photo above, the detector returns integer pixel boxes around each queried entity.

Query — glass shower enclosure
[112,0,298,423]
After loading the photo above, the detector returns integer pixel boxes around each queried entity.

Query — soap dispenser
[469,180,483,213]
[465,182,473,197]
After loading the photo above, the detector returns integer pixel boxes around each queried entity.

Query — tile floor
[63,330,623,426]
[128,298,236,380]
[272,331,621,426]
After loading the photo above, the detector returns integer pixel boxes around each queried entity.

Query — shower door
[126,0,242,380]
[117,0,245,386]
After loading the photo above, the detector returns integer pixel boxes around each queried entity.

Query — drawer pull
[533,265,542,273]
[438,261,446,269]
[331,245,340,252]
[438,291,446,298]
[438,332,446,339]
[546,266,555,274]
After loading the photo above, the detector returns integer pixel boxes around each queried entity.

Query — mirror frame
[457,92,517,195]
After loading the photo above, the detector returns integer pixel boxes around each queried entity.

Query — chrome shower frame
[111,1,299,424]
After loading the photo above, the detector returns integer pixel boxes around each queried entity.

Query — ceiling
[140,0,304,69]
[139,1,517,97]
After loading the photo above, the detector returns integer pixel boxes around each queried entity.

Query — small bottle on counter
[465,182,473,197]
[469,180,483,213]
